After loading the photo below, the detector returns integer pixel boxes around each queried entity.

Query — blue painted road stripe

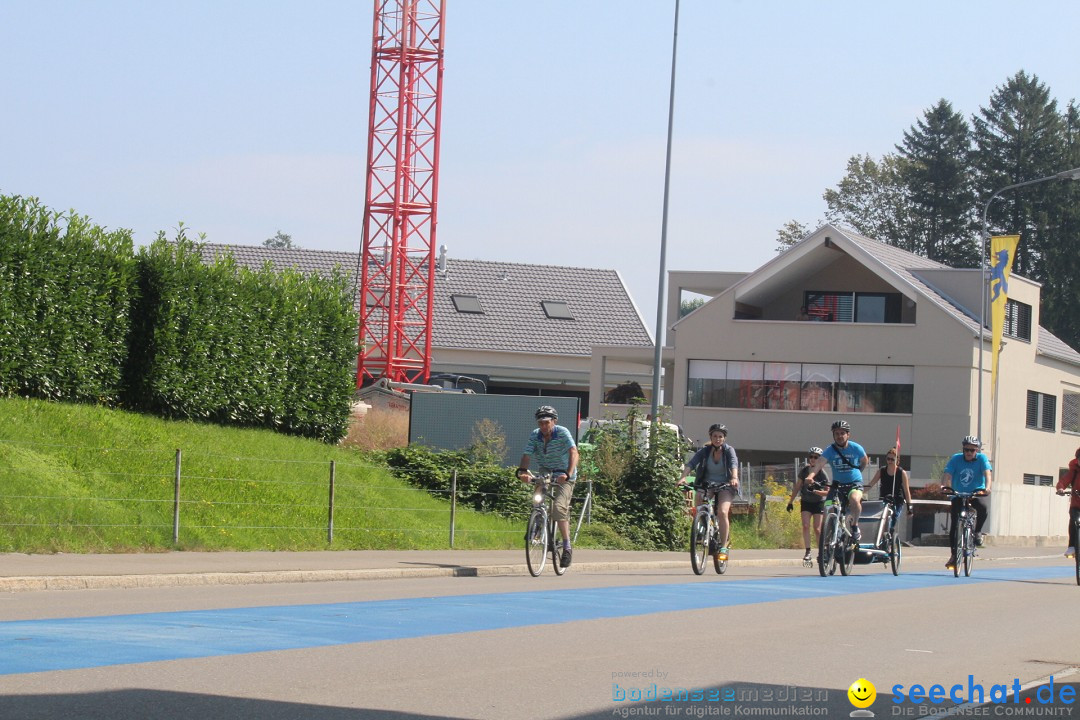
[0,565,1070,675]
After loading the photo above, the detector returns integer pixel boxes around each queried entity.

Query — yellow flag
[989,235,1020,398]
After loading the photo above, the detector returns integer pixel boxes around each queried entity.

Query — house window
[1022,474,1053,486]
[541,300,574,320]
[1003,300,1032,341]
[1063,390,1080,434]
[687,361,913,413]
[451,294,484,314]
[1026,390,1057,432]
[804,291,902,324]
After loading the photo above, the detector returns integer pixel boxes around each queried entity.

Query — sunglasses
[963,447,978,453]
[886,457,897,461]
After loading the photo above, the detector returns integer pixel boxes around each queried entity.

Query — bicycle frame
[818,484,856,577]
[948,492,981,578]
[524,474,568,577]
[688,482,731,575]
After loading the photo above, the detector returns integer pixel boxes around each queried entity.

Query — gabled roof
[194,243,653,356]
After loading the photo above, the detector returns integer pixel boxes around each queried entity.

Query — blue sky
[3,1,1079,330]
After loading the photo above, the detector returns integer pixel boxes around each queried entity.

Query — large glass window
[765,362,801,410]
[805,291,902,324]
[688,361,912,414]
[800,364,838,412]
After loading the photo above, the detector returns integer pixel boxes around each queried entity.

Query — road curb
[0,553,991,593]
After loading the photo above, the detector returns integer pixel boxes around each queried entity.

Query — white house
[590,224,1080,541]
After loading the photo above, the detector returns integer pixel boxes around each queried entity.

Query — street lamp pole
[976,167,1080,442]
[650,0,679,425]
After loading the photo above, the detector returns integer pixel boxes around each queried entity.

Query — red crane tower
[357,0,446,385]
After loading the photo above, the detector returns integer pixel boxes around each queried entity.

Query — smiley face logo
[848,678,876,709]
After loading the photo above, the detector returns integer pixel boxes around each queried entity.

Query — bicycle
[880,495,905,576]
[818,483,858,577]
[943,488,987,577]
[1055,487,1080,586]
[681,481,732,575]
[523,472,569,577]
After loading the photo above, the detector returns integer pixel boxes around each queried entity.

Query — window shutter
[1027,390,1038,428]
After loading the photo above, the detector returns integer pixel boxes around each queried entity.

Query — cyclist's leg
[1070,508,1080,551]
[972,496,989,537]
[714,487,735,549]
[847,487,863,532]
[551,480,575,545]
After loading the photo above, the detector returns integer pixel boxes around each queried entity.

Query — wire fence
[0,441,596,550]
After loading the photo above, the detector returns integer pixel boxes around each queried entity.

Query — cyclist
[679,423,739,560]
[804,419,868,542]
[941,435,992,570]
[1054,446,1080,558]
[517,405,579,567]
[866,446,914,511]
[787,446,828,563]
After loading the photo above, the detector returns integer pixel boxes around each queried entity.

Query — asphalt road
[1,557,1078,720]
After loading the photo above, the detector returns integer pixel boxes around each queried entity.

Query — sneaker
[561,547,572,568]
[1066,547,1076,558]
[974,533,984,547]
[945,555,957,570]
[717,547,729,561]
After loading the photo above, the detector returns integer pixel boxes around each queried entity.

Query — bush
[0,195,136,404]
[125,229,357,441]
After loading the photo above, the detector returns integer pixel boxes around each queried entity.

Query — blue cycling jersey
[821,441,867,485]
[943,452,992,493]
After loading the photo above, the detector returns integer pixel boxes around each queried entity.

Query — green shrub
[0,195,136,404]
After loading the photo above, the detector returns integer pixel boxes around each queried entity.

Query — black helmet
[962,435,981,448]
[535,405,558,421]
[831,419,850,432]
[708,423,727,437]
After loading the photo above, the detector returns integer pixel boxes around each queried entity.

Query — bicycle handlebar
[942,488,989,497]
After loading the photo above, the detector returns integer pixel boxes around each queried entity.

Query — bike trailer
[853,500,889,565]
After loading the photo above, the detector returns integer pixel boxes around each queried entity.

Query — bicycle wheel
[839,524,855,576]
[551,521,567,576]
[525,512,547,577]
[962,525,973,577]
[713,537,728,575]
[889,532,902,576]
[818,513,837,577]
[690,512,709,575]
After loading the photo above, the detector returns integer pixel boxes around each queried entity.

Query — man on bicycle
[517,405,578,567]
[804,419,867,543]
[1054,446,1080,558]
[679,423,739,560]
[942,435,992,570]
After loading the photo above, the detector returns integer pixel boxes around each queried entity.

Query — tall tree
[823,154,917,251]
[774,219,811,253]
[1040,100,1080,349]
[896,99,978,267]
[972,71,1065,281]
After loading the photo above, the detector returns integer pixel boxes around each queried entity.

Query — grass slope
[0,397,522,553]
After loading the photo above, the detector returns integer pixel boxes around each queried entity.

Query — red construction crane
[357,0,446,385]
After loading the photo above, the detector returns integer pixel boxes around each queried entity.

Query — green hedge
[0,196,136,404]
[1,195,358,442]
[126,230,357,441]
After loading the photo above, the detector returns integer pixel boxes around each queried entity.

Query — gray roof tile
[194,243,653,355]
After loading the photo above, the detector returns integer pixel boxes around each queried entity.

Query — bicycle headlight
[533,492,544,504]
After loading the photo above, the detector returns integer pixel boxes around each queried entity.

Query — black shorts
[800,502,824,516]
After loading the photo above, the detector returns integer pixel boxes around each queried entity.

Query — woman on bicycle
[1054,446,1080,558]
[787,447,828,564]
[680,424,739,560]
[866,447,913,511]
[941,435,992,570]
